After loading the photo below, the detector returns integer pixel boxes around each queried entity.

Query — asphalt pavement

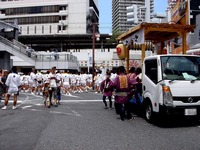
[0,91,200,150]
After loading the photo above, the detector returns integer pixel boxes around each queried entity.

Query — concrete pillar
[0,51,11,71]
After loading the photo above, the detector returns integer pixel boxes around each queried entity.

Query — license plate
[185,109,197,116]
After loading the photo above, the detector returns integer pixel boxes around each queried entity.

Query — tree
[107,30,122,44]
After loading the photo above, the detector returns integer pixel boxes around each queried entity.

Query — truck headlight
[163,86,173,106]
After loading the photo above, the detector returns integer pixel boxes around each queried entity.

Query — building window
[27,26,29,34]
[34,26,36,34]
[59,16,66,20]
[3,16,59,25]
[101,49,105,52]
[59,6,67,10]
[42,26,44,34]
[20,27,22,33]
[5,6,59,15]
[49,25,51,33]
[58,25,67,31]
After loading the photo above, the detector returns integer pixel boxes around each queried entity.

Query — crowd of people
[0,66,96,109]
[0,66,142,121]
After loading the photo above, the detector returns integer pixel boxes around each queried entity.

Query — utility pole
[92,23,99,90]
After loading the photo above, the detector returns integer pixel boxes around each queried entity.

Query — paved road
[0,92,200,150]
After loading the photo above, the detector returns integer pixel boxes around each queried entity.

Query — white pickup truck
[142,54,200,122]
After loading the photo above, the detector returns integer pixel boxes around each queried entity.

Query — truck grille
[173,96,200,103]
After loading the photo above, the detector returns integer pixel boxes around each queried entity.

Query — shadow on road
[153,116,200,128]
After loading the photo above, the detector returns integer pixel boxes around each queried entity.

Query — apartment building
[112,0,154,33]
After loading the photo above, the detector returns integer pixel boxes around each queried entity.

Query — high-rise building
[112,0,154,33]
[0,0,99,36]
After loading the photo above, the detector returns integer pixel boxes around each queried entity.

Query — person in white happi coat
[95,73,103,93]
[70,74,77,93]
[48,67,58,107]
[29,68,37,94]
[2,67,21,110]
[62,73,71,95]
[36,70,43,95]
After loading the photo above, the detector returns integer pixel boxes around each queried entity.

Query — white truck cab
[142,54,200,122]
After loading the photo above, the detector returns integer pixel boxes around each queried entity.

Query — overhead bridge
[0,36,80,71]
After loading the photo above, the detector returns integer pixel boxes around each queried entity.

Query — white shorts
[7,87,18,95]
[63,82,70,88]
[21,81,25,85]
[37,81,43,86]
[24,81,29,85]
[29,81,36,87]
[71,81,76,86]
[80,81,86,86]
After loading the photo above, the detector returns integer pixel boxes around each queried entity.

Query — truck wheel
[145,102,154,123]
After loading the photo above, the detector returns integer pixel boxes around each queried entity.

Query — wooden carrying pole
[126,47,130,73]
[141,44,146,62]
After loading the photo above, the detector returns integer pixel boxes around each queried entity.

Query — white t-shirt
[43,74,49,83]
[29,72,36,83]
[56,73,62,86]
[36,72,43,81]
[49,73,57,87]
[62,74,70,83]
[6,73,21,88]
[70,75,76,84]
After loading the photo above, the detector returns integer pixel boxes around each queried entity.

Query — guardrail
[35,53,79,63]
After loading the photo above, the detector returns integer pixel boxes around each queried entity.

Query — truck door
[143,59,160,112]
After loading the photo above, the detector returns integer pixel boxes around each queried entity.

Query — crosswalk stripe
[1,100,23,103]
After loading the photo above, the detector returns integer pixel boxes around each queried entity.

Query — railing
[35,53,79,63]
[0,36,79,66]
[0,36,36,60]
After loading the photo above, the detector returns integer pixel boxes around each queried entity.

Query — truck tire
[145,102,154,123]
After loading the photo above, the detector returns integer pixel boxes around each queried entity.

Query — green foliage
[107,30,122,44]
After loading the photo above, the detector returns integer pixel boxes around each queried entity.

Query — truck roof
[144,54,200,60]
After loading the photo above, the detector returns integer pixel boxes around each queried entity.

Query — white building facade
[0,0,99,35]
[0,0,102,71]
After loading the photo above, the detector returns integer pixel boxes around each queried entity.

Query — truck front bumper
[159,105,200,117]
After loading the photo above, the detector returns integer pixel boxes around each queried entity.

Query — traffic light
[127,5,138,24]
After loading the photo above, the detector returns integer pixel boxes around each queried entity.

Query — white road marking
[62,94,80,98]
[21,105,32,109]
[29,109,42,112]
[50,110,82,117]
[27,94,43,98]
[35,103,43,106]
[16,96,29,108]
[1,100,23,103]
[60,100,112,103]
[71,110,81,117]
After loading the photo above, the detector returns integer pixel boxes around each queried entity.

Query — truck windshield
[161,56,200,81]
